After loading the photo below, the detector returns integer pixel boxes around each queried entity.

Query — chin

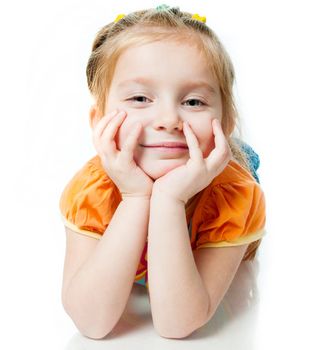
[145,169,168,180]
[138,159,187,180]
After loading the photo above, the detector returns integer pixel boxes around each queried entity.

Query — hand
[92,109,154,199]
[152,119,232,204]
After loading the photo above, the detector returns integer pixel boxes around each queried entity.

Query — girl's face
[95,40,223,180]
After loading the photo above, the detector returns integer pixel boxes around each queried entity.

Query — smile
[140,145,188,153]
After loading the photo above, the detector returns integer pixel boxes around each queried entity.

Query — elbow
[156,328,195,339]
[62,299,116,340]
[79,326,113,340]
[154,308,213,339]
[69,310,116,340]
[155,324,201,339]
[74,314,116,340]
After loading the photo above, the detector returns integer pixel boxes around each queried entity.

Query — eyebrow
[117,77,218,95]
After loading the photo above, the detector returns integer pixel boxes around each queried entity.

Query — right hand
[92,109,154,200]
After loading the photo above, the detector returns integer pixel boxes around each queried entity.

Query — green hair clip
[155,5,206,23]
[155,4,171,11]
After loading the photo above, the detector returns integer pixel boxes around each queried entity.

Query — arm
[147,190,209,337]
[147,190,248,339]
[62,196,150,339]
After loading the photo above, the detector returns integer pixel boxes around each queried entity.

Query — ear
[89,105,102,129]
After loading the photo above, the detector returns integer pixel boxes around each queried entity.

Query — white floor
[1,1,312,349]
[64,258,266,349]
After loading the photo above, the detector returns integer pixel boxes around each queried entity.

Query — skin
[82,39,244,339]
[90,40,224,181]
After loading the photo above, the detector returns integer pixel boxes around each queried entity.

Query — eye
[127,96,150,103]
[183,98,206,107]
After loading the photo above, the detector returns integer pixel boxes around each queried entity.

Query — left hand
[152,119,232,204]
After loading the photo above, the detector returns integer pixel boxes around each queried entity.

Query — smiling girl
[59,5,266,340]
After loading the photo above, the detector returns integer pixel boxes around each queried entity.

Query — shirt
[59,154,266,289]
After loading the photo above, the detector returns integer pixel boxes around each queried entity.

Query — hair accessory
[114,14,126,23]
[156,4,171,11]
[113,7,206,25]
[191,13,206,23]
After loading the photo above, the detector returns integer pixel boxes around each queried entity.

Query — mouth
[140,144,188,153]
[140,142,188,149]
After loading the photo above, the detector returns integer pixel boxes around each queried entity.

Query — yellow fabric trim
[60,214,149,285]
[196,228,266,249]
[135,270,146,280]
[60,214,102,240]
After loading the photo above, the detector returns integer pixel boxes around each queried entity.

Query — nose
[152,106,183,132]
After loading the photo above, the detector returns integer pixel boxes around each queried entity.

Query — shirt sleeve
[59,160,121,239]
[195,180,266,249]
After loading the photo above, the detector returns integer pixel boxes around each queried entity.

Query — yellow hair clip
[191,13,206,24]
[114,14,126,23]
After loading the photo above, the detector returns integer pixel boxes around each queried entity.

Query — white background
[0,0,312,349]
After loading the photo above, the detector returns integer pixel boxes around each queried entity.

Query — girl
[59,5,266,340]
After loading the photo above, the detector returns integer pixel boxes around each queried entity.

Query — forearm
[63,197,150,338]
[148,190,209,337]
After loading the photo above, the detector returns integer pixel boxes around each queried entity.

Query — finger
[93,109,119,140]
[212,119,231,162]
[119,122,142,163]
[205,119,231,170]
[101,110,127,157]
[183,121,203,160]
[211,119,229,153]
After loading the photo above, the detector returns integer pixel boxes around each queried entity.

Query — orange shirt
[59,155,266,288]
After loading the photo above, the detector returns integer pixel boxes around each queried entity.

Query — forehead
[111,40,218,91]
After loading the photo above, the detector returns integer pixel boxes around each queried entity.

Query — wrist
[122,193,151,201]
[151,188,186,206]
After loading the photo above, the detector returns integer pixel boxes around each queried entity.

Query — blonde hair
[86,6,252,173]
